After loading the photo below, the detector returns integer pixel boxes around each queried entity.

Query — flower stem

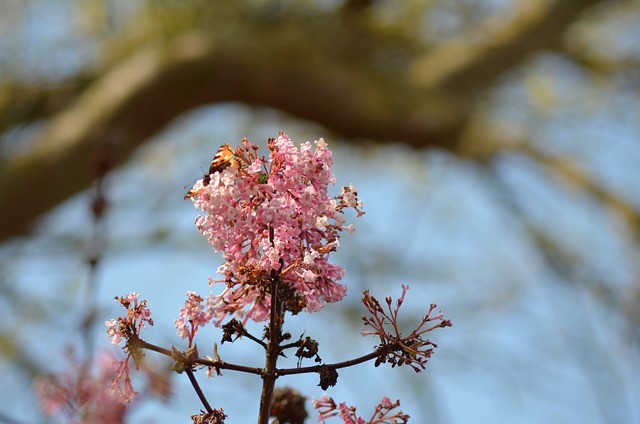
[258,233,283,423]
[276,345,393,376]
[185,368,213,414]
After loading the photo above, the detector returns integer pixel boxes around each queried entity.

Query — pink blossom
[105,293,154,346]
[105,318,122,344]
[312,394,338,421]
[174,291,216,346]
[36,351,130,423]
[312,394,409,424]
[187,134,364,323]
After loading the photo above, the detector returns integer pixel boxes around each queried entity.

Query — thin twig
[185,369,214,414]
[132,337,263,375]
[276,346,392,376]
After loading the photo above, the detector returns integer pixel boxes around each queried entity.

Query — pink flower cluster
[105,293,153,345]
[188,134,364,323]
[313,394,409,424]
[174,291,216,345]
[103,293,156,405]
[35,352,129,423]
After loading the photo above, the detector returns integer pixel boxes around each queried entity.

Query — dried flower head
[361,285,452,372]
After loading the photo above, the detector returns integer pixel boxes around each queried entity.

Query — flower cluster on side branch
[361,285,452,372]
[313,394,410,424]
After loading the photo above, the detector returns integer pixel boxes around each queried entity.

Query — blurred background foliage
[0,0,639,423]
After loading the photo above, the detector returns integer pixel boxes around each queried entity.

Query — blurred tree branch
[409,0,601,93]
[0,0,626,241]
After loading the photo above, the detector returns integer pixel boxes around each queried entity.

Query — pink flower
[174,291,216,346]
[36,351,130,423]
[105,293,154,346]
[105,318,122,344]
[312,394,409,424]
[187,134,364,324]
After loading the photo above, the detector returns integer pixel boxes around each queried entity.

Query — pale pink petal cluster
[174,291,216,345]
[312,394,408,424]
[35,351,130,423]
[189,134,364,323]
[105,292,154,345]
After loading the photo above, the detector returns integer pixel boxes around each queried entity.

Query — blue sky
[1,2,640,423]
[2,102,639,423]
